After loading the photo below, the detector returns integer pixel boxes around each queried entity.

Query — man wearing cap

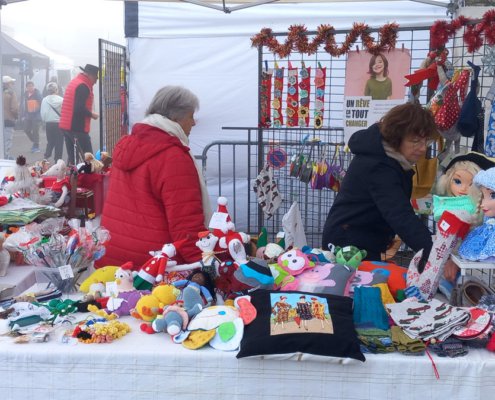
[22,81,43,153]
[3,76,19,159]
[59,64,99,165]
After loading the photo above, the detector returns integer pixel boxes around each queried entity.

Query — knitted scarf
[142,113,212,226]
[381,139,413,171]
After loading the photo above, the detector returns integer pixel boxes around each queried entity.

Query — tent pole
[180,0,226,12]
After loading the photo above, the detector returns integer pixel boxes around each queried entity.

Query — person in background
[59,64,99,165]
[22,81,42,153]
[98,86,212,269]
[40,82,64,163]
[3,76,19,160]
[42,76,64,98]
[322,103,438,270]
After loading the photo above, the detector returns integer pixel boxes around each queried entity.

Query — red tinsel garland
[430,10,495,53]
[251,10,495,58]
[250,22,399,58]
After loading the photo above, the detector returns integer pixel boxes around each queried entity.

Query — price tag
[106,281,118,297]
[58,265,74,280]
[208,212,228,229]
[343,246,351,252]
[440,220,451,232]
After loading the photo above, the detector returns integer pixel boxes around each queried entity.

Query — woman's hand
[444,258,460,285]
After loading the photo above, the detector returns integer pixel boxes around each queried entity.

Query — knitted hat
[172,237,188,250]
[445,152,495,173]
[198,231,211,239]
[210,197,235,236]
[473,166,495,191]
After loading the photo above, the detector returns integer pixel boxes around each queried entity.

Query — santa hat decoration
[172,237,188,251]
[121,262,133,271]
[210,197,236,236]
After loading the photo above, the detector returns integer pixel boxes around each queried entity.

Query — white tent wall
[127,1,448,232]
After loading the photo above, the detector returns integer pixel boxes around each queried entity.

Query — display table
[0,304,495,400]
[0,263,35,297]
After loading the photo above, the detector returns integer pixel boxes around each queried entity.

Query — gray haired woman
[40,82,64,162]
[98,86,212,269]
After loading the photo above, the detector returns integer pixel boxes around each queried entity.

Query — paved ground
[8,120,100,166]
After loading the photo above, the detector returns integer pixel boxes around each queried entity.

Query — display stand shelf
[451,254,495,276]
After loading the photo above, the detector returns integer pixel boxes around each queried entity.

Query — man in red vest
[59,64,99,165]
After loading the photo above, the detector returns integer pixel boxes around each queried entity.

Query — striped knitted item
[404,286,423,300]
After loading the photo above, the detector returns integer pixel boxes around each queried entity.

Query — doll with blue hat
[459,167,495,262]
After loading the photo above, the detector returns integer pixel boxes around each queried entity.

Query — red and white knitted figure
[407,210,471,301]
[209,197,236,256]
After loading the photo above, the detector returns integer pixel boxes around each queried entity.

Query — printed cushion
[237,289,365,362]
[358,261,407,299]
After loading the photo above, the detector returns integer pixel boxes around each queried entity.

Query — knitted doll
[433,152,495,223]
[172,270,215,307]
[42,159,70,208]
[459,167,495,262]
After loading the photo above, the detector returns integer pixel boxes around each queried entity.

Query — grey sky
[2,0,125,67]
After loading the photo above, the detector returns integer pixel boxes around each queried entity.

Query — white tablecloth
[1,311,495,400]
[0,264,35,296]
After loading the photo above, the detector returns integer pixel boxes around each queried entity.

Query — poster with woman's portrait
[343,49,411,142]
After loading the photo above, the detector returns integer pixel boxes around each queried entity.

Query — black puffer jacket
[322,124,432,260]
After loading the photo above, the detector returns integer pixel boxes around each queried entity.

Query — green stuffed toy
[334,246,367,269]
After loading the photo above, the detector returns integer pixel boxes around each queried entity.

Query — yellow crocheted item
[373,283,396,310]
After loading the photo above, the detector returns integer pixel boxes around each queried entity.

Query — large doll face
[481,186,495,218]
[450,169,474,197]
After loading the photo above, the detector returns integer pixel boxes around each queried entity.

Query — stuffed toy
[297,263,356,296]
[88,262,151,319]
[78,153,103,174]
[349,270,389,296]
[358,261,408,299]
[334,246,367,269]
[179,296,257,350]
[4,156,45,204]
[133,238,188,291]
[172,270,215,307]
[42,159,71,208]
[218,259,274,299]
[209,197,237,257]
[80,266,119,292]
[131,284,179,322]
[301,245,335,264]
[218,231,251,268]
[167,231,221,279]
[269,249,314,291]
[142,286,206,336]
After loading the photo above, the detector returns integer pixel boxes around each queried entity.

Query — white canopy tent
[124,1,451,229]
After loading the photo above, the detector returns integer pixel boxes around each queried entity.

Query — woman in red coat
[98,86,212,269]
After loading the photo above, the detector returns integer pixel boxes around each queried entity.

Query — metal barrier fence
[98,39,128,156]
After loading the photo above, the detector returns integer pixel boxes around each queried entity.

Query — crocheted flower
[314,116,323,129]
[299,82,308,90]
[260,93,269,102]
[316,88,325,98]
[300,90,308,99]
[315,99,324,111]
[291,100,298,107]
[287,117,296,127]
[274,89,282,98]
[275,80,283,90]
[468,236,485,254]
[273,110,280,118]
[300,68,309,79]
[261,110,268,118]
[298,118,307,127]
[300,98,309,106]
[288,75,296,85]
[298,106,309,117]
[314,110,323,117]
[273,119,281,128]
[261,72,270,81]
[275,68,284,79]
[316,68,324,78]
[286,107,295,117]
[260,84,268,93]
[315,77,324,87]
[288,86,297,96]
[272,98,281,109]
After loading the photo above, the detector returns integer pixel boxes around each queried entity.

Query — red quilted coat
[97,123,206,269]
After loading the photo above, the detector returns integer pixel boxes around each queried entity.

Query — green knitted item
[433,195,476,222]
[356,328,391,338]
[257,227,268,248]
[391,326,426,353]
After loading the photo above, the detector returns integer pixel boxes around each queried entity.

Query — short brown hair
[369,54,389,78]
[379,103,439,151]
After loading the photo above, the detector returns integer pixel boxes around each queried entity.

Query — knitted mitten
[391,326,426,353]
[441,338,468,358]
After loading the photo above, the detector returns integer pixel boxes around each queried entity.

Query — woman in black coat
[322,103,438,265]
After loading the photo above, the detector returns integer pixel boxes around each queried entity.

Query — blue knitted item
[473,167,495,192]
[353,286,389,330]
[404,286,424,300]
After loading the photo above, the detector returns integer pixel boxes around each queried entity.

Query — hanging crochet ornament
[484,47,495,157]
[482,46,495,77]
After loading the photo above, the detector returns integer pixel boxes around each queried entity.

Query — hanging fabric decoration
[458,61,481,138]
[253,163,283,220]
[260,67,273,128]
[472,110,485,153]
[486,105,495,157]
[435,69,470,132]
[484,47,495,157]
[273,66,284,127]
[314,65,326,129]
[298,64,311,127]
[286,65,299,127]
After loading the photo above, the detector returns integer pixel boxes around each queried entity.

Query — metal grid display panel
[98,39,128,156]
